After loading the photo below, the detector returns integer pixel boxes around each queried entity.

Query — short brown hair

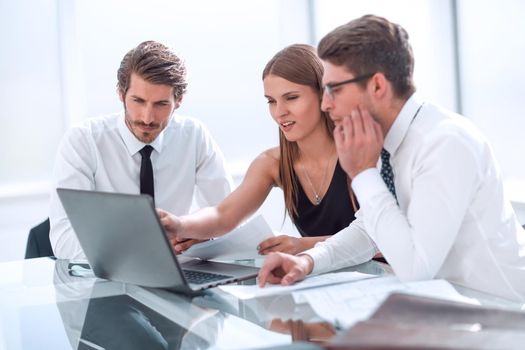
[117,40,187,99]
[318,15,415,99]
[263,44,334,220]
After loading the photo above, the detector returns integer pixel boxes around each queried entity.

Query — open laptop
[56,188,259,295]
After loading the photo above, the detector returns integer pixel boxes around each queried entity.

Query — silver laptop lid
[57,188,192,292]
[57,188,259,294]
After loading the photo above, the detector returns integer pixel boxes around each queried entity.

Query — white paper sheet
[219,271,375,299]
[182,215,274,260]
[294,276,479,329]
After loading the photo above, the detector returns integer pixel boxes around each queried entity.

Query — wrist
[349,165,375,179]
[298,254,314,275]
[177,216,189,239]
[297,237,309,253]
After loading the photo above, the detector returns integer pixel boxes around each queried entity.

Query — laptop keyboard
[183,269,232,285]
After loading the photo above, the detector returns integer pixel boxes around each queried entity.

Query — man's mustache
[132,121,160,128]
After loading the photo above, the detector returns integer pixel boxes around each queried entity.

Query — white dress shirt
[49,112,233,259]
[306,94,525,302]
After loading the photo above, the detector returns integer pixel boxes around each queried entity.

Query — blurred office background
[1,0,524,261]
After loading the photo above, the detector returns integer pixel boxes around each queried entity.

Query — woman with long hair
[159,44,358,255]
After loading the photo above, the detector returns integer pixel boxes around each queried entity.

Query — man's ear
[369,73,388,99]
[118,87,125,102]
[174,95,184,109]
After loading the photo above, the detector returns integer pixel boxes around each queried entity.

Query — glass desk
[0,257,522,349]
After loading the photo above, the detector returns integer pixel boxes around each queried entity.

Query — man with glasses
[258,15,525,301]
[323,73,375,100]
[49,41,233,259]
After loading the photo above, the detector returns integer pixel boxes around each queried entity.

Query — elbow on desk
[49,235,68,259]
[390,260,437,283]
[49,225,85,260]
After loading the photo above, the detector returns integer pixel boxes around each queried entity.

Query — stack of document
[293,276,477,329]
[219,270,478,329]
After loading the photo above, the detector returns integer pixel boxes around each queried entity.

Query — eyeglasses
[323,73,375,100]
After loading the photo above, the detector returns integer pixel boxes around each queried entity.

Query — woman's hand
[157,208,181,238]
[156,208,185,251]
[257,235,305,255]
[157,208,212,254]
[173,238,209,254]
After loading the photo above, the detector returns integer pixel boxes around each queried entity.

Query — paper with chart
[219,271,375,299]
[293,276,479,329]
[182,215,274,260]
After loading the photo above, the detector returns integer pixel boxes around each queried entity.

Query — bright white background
[1,0,524,261]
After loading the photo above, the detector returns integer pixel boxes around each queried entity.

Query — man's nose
[321,93,332,113]
[142,105,155,124]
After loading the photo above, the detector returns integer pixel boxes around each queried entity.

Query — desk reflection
[53,260,215,349]
[51,259,379,349]
[79,291,189,349]
[270,319,335,343]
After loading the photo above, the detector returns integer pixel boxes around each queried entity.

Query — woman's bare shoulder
[258,147,280,162]
[248,147,280,180]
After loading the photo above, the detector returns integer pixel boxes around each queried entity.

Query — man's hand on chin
[334,107,383,178]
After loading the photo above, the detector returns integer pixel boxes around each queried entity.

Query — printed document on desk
[219,271,375,299]
[294,276,479,329]
[182,215,274,260]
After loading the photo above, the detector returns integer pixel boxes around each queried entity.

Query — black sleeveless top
[292,161,357,237]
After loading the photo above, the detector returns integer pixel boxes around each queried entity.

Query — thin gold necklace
[301,154,334,206]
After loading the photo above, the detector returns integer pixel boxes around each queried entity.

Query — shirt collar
[383,93,424,155]
[117,111,168,156]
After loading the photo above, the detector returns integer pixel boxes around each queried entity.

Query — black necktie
[380,148,397,200]
[139,145,155,200]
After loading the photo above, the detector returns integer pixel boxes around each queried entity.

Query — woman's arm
[159,148,280,242]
